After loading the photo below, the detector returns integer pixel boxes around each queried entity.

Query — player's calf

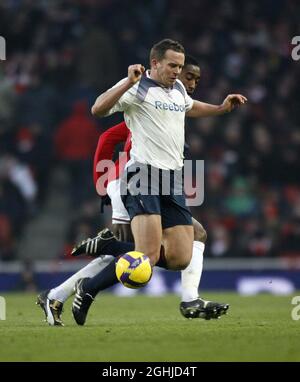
[162,224,194,270]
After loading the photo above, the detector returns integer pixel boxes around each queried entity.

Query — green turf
[0,292,299,361]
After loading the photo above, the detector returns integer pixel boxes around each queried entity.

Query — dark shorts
[120,162,192,229]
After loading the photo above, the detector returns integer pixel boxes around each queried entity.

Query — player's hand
[221,94,247,113]
[128,64,145,85]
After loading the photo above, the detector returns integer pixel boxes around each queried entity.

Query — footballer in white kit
[70,38,245,325]
[106,70,194,230]
[38,40,246,325]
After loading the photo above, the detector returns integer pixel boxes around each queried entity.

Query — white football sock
[181,241,204,302]
[48,256,114,303]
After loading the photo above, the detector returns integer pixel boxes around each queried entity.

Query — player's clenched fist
[128,64,145,84]
[221,94,248,113]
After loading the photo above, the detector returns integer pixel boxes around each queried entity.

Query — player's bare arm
[186,94,247,118]
[91,64,145,117]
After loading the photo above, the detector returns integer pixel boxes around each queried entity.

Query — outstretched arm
[186,94,247,118]
[91,64,145,117]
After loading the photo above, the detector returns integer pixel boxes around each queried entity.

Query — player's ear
[151,58,159,69]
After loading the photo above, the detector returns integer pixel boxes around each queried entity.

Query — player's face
[152,49,185,87]
[179,65,201,95]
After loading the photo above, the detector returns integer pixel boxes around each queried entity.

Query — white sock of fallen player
[48,256,114,303]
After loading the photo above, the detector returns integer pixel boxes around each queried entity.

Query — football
[115,251,153,289]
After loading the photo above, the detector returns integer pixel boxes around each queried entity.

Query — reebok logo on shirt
[155,101,185,112]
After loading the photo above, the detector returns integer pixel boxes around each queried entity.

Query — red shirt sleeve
[93,121,130,187]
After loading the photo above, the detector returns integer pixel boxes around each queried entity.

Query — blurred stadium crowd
[0,0,299,261]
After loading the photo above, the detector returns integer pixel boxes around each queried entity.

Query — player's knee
[193,222,207,243]
[165,250,192,271]
[169,257,191,271]
[179,257,191,270]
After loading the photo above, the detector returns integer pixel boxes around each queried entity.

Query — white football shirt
[106,71,194,170]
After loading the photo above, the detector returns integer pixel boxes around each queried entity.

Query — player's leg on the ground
[37,256,114,326]
[72,258,119,325]
[72,249,131,325]
[71,222,137,325]
[72,220,154,303]
[48,256,114,303]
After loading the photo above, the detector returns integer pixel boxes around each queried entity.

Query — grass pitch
[0,292,299,362]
